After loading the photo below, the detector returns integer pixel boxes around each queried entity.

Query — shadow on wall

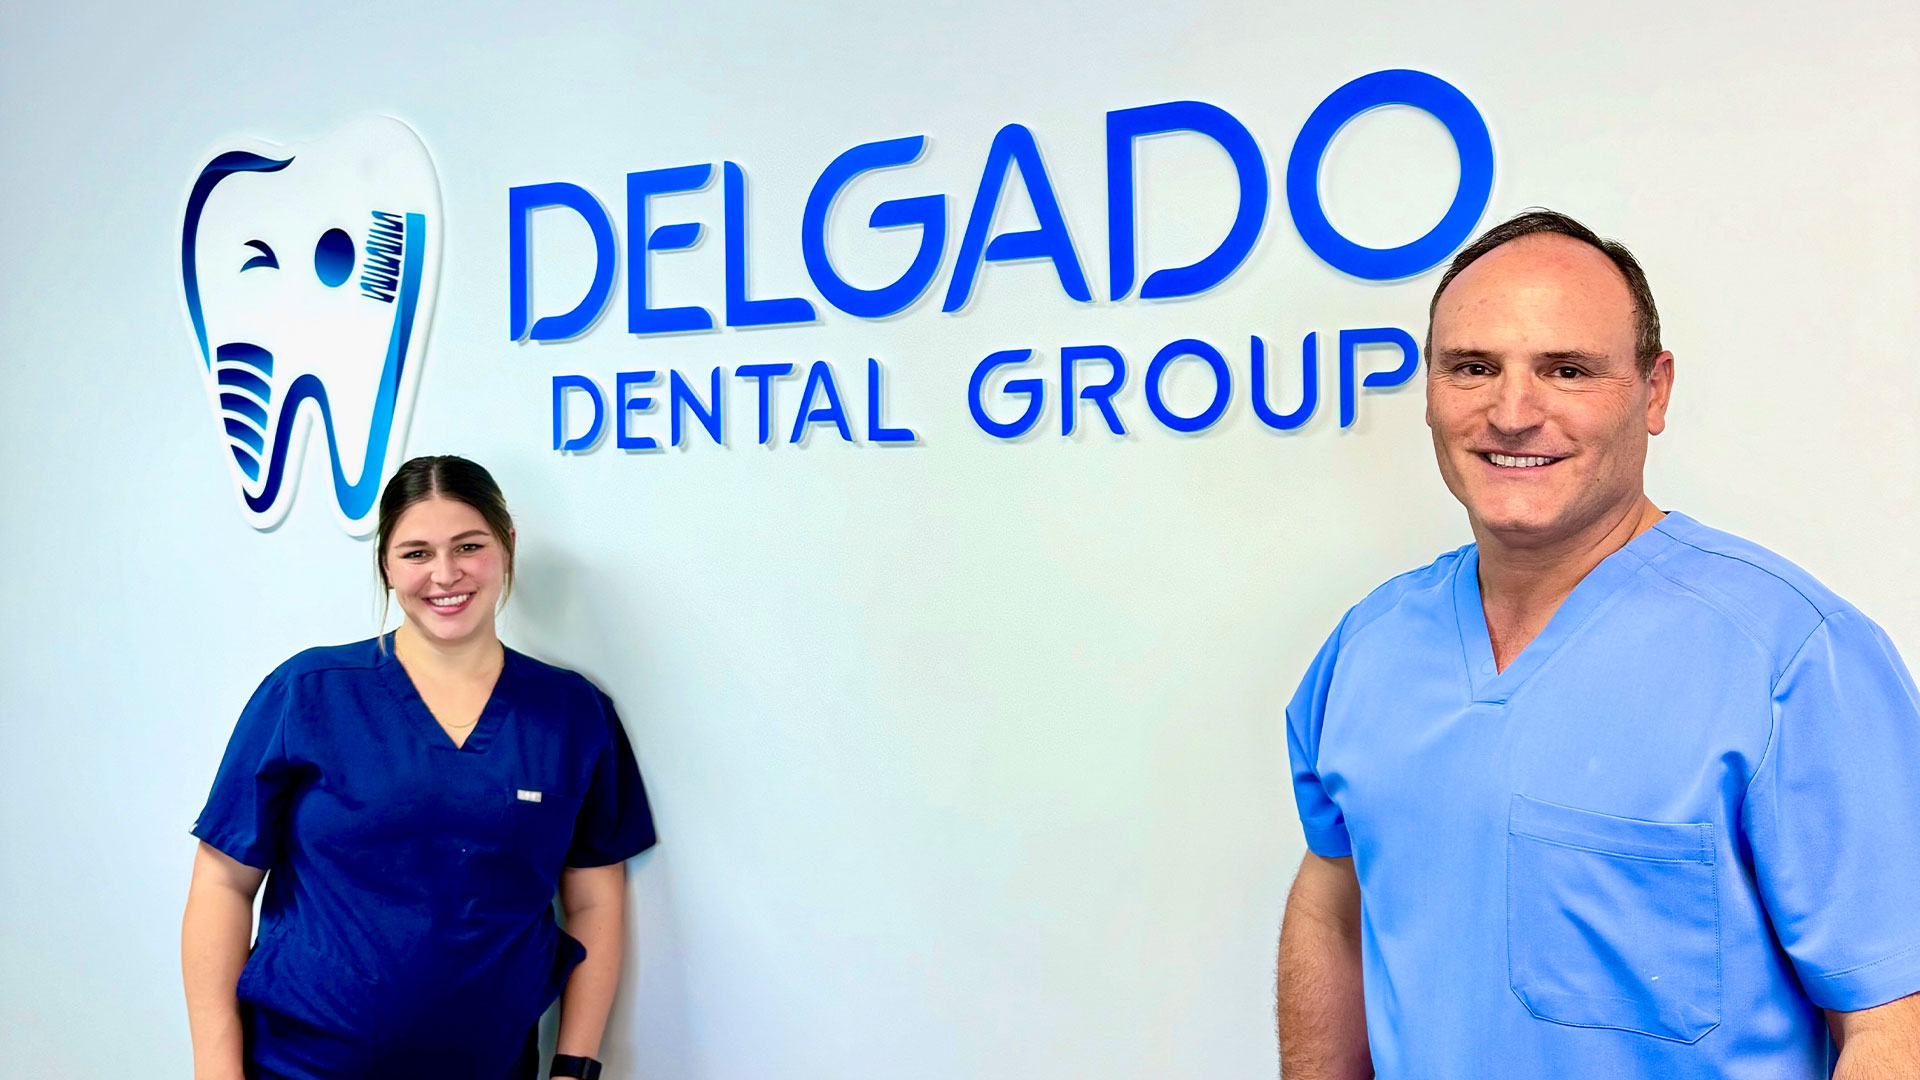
[512,541,695,1077]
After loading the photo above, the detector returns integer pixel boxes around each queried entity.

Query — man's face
[1425,234,1673,549]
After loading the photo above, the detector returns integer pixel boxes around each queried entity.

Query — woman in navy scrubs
[181,456,654,1080]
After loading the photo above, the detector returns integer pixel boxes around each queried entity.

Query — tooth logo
[181,116,440,534]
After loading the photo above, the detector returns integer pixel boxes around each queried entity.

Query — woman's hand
[181,842,266,1080]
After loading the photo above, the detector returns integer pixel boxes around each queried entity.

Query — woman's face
[382,496,509,647]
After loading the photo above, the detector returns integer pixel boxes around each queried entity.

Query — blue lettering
[671,368,724,447]
[801,136,946,319]
[615,370,661,450]
[1251,333,1318,431]
[735,362,797,445]
[944,125,1091,312]
[1106,101,1268,301]
[627,164,715,335]
[1061,345,1127,436]
[1286,69,1494,280]
[510,183,617,342]
[724,162,816,328]
[1144,338,1232,433]
[968,348,1045,439]
[1338,327,1419,428]
[790,360,853,444]
[867,358,917,443]
[551,374,605,451]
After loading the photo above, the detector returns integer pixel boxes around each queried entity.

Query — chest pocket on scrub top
[1506,793,1720,1043]
[495,783,585,910]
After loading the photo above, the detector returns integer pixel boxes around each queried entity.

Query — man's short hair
[1427,209,1664,377]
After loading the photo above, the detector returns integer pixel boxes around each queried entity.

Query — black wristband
[550,1054,603,1080]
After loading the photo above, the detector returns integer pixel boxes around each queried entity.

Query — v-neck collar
[1453,514,1683,705]
[375,634,515,754]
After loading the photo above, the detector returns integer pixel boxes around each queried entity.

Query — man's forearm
[1835,1038,1916,1080]
[1830,994,1920,1079]
[1277,855,1371,1080]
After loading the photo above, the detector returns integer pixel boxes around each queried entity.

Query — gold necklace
[395,643,498,733]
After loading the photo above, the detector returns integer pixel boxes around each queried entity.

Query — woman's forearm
[182,844,262,1080]
[556,863,629,1058]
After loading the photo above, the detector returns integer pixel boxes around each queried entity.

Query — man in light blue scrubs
[1275,210,1920,1078]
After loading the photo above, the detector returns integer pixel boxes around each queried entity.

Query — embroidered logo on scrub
[516,790,543,803]
[180,116,442,534]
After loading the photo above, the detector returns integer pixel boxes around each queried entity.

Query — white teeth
[429,595,470,607]
[1487,453,1555,468]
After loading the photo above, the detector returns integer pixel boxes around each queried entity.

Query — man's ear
[1645,350,1675,436]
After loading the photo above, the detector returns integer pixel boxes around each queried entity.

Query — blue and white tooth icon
[181,116,440,534]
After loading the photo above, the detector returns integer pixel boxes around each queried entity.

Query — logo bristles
[360,211,405,303]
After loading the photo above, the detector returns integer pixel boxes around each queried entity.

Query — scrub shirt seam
[1711,827,1723,1026]
[193,825,273,870]
[1652,534,1832,627]
[1812,938,1920,980]
[1301,823,1353,859]
[279,644,401,759]
[1494,558,1656,709]
[282,669,309,763]
[1338,584,1418,650]
[289,649,390,679]
[1288,684,1349,858]
[260,668,302,865]
[1300,604,1361,776]
[1737,614,1832,821]
[1633,567,1799,680]
[1509,832,1710,865]
[567,831,660,867]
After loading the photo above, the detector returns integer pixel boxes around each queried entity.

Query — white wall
[2,1,1916,1076]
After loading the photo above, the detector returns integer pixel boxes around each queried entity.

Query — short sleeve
[566,693,658,867]
[1742,608,1920,1011]
[191,665,303,869]
[1287,613,1354,859]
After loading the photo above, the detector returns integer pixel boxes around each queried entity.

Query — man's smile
[1479,452,1565,469]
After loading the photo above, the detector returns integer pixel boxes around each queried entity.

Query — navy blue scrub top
[193,637,656,1080]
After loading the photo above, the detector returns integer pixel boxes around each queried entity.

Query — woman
[181,456,654,1080]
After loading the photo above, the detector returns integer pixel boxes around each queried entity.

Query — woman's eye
[459,543,485,553]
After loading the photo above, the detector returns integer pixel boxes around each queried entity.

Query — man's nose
[1487,370,1546,436]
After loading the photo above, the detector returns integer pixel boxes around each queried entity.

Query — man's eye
[1552,366,1584,378]
[1459,363,1491,376]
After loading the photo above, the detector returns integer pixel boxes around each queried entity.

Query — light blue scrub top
[1288,513,1920,1079]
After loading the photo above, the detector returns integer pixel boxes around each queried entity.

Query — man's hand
[1277,852,1371,1080]
[1830,991,1920,1078]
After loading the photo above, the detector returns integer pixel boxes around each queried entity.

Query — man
[1275,210,1920,1078]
